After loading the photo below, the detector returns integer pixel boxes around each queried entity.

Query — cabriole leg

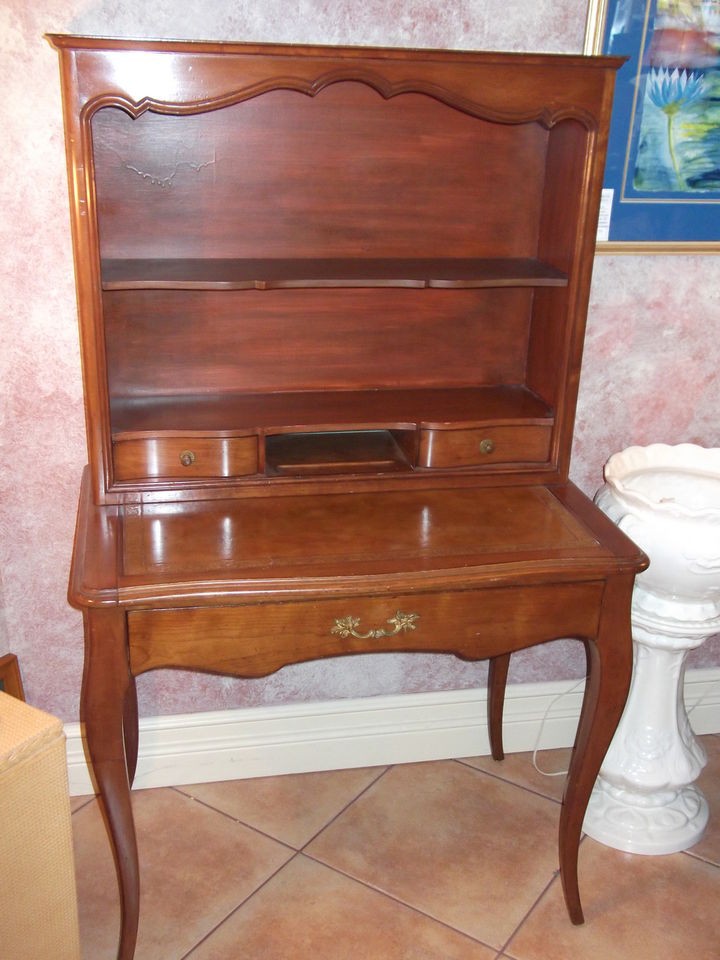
[487,653,510,761]
[123,676,139,789]
[81,608,139,960]
[559,575,634,924]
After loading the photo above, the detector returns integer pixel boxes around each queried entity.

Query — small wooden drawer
[417,425,552,469]
[113,435,258,481]
[128,581,604,679]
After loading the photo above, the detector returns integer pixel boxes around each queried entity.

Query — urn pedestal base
[583,594,715,854]
[583,445,720,856]
[585,777,709,855]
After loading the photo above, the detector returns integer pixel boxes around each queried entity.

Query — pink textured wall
[1,1,718,722]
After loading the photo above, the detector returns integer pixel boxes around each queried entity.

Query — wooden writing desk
[49,36,646,958]
[70,472,644,959]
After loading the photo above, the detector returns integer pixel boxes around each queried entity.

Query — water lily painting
[634,2,720,191]
[586,0,720,247]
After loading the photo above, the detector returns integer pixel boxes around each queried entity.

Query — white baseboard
[64,668,720,796]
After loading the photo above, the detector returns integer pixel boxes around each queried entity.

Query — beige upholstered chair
[0,691,81,959]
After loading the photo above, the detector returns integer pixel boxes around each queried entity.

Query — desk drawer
[128,582,603,678]
[113,435,258,481]
[418,425,552,469]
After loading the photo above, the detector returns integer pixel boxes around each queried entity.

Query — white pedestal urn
[583,444,720,854]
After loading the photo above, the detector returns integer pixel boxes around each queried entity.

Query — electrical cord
[531,675,720,778]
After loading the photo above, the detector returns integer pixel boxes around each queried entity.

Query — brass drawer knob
[479,438,495,455]
[179,449,196,467]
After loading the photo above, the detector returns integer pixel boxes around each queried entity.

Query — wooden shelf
[111,386,553,438]
[101,258,569,291]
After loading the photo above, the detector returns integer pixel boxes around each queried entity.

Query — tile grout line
[453,756,564,806]
[171,762,393,852]
[69,796,95,816]
[174,760,563,956]
[68,788,290,960]
[71,739,719,958]
[72,787,300,959]
[497,868,560,960]
[172,758,559,960]
[297,763,394,850]
[168,784,299,853]
[178,849,305,960]
[680,847,720,870]
[300,847,499,955]
[173,766,397,958]
[169,761,500,955]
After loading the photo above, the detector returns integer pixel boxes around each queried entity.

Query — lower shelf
[111,385,552,435]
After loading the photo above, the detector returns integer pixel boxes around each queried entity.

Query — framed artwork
[585,0,720,251]
[0,653,25,701]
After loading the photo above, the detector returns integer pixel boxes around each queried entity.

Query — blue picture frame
[585,0,720,250]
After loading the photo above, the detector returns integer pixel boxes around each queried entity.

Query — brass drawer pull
[331,610,420,640]
[479,438,495,455]
[179,449,196,467]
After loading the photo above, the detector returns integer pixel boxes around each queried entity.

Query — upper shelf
[101,257,569,291]
[110,385,553,437]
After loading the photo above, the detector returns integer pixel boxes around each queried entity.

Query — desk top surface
[69,472,646,607]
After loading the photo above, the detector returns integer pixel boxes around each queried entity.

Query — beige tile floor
[71,734,720,959]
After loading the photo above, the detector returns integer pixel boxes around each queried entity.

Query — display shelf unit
[49,36,621,505]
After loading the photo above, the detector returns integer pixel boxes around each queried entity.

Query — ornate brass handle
[479,438,495,455]
[331,610,420,640]
[179,449,196,467]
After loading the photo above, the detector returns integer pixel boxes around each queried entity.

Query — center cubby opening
[265,429,415,476]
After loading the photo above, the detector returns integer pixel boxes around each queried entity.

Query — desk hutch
[49,34,645,960]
